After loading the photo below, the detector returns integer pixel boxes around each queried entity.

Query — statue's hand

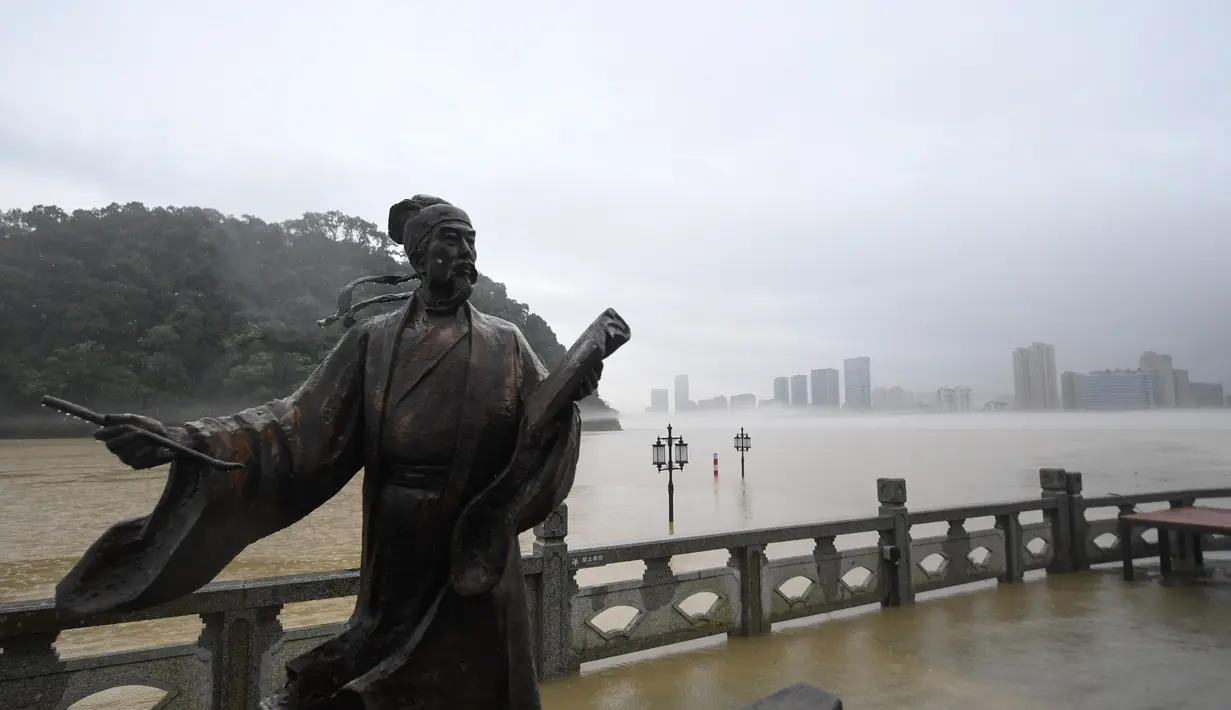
[574,361,602,402]
[93,414,193,470]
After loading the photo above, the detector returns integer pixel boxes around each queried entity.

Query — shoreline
[0,414,622,440]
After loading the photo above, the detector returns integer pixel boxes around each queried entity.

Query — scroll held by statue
[522,307,630,438]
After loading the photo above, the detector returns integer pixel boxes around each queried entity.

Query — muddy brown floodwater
[3,410,1230,708]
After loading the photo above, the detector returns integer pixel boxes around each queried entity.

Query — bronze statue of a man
[55,195,618,709]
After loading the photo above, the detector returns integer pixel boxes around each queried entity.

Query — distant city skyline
[1013,343,1060,411]
[645,342,1229,415]
[1061,349,1225,412]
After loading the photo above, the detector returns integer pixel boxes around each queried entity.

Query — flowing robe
[55,298,582,709]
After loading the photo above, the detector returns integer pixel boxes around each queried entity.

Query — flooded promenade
[3,410,1231,708]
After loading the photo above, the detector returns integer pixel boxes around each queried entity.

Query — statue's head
[388,195,477,303]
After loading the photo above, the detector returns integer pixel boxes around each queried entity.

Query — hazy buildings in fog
[1191,382,1226,408]
[1173,368,1193,407]
[1081,370,1160,411]
[1012,342,1059,410]
[810,368,840,407]
[1139,351,1177,407]
[674,374,691,412]
[935,386,972,413]
[772,376,789,406]
[790,374,808,406]
[661,343,1225,418]
[1061,371,1085,411]
[844,357,871,409]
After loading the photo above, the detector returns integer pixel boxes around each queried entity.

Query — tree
[0,203,619,433]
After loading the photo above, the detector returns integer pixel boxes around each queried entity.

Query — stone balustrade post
[995,512,1025,583]
[1168,497,1198,566]
[198,606,284,710]
[0,632,67,710]
[1039,468,1073,573]
[1066,472,1089,571]
[877,477,913,606]
[1117,502,1138,559]
[727,544,769,637]
[533,503,578,680]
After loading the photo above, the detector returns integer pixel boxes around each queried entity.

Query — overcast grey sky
[2,1,1229,412]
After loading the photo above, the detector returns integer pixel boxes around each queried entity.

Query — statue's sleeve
[446,326,582,596]
[55,325,369,617]
[511,329,582,533]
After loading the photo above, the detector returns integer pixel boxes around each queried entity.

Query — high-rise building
[843,357,871,409]
[648,388,669,413]
[1173,369,1193,408]
[789,375,809,406]
[772,376,789,405]
[1191,382,1225,408]
[696,395,729,411]
[1061,371,1086,411]
[674,374,691,412]
[935,386,972,413]
[1081,370,1160,411]
[1011,343,1059,410]
[1139,351,1177,407]
[730,393,757,410]
[809,368,840,407]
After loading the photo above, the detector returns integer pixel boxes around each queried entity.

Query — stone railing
[2,469,1230,709]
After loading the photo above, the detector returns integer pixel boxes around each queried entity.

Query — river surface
[3,410,1231,708]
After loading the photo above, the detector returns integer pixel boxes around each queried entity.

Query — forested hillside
[0,203,619,434]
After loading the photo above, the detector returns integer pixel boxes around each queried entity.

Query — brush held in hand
[40,395,244,471]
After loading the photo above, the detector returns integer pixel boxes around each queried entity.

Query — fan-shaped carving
[586,605,643,639]
[967,546,992,570]
[1093,533,1119,551]
[775,575,813,604]
[675,591,721,622]
[917,553,948,579]
[69,685,170,709]
[841,566,874,593]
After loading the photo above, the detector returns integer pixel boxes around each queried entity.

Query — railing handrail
[1082,486,1231,509]
[567,513,893,566]
[0,568,363,639]
[906,497,1055,525]
[5,484,1227,639]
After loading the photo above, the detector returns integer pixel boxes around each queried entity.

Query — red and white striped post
[713,453,719,478]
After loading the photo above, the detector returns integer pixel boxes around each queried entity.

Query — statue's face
[415,223,478,294]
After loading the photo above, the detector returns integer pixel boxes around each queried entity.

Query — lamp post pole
[734,427,752,479]
[652,423,689,526]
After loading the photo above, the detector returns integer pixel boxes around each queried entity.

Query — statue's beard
[420,268,475,312]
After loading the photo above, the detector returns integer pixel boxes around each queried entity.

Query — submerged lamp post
[652,423,689,525]
[734,427,752,478]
